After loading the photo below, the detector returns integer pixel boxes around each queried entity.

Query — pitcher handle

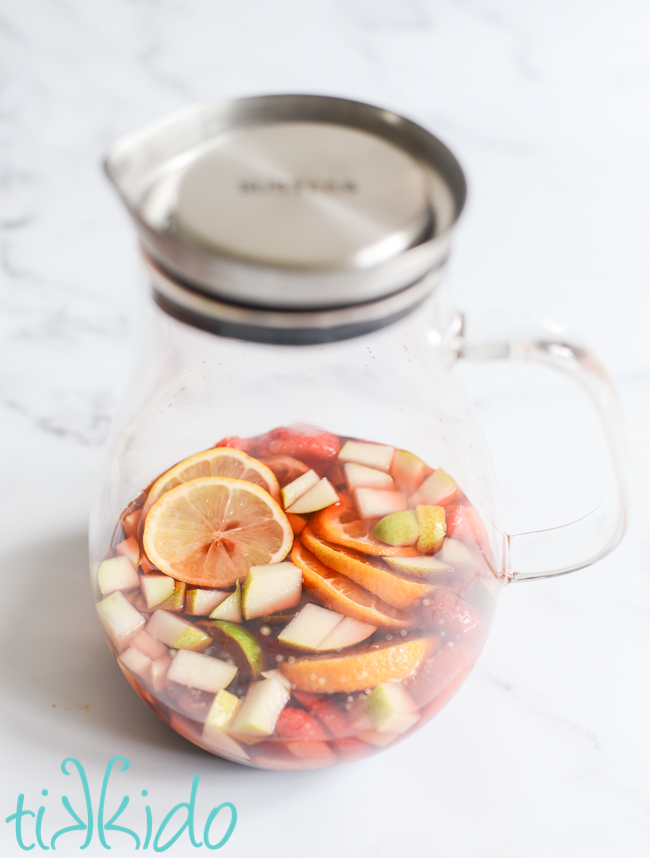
[458,313,627,582]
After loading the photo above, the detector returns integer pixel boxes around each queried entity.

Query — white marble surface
[1,1,650,856]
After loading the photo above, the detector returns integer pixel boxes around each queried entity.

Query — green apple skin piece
[338,440,395,472]
[151,654,173,692]
[353,487,407,520]
[281,469,320,509]
[201,691,250,762]
[242,562,302,620]
[435,538,478,572]
[344,463,394,492]
[97,556,140,596]
[415,505,446,554]
[211,620,264,674]
[145,609,212,651]
[140,574,175,609]
[365,682,420,734]
[372,510,419,546]
[131,628,168,660]
[411,468,458,507]
[317,616,377,651]
[229,677,290,737]
[277,603,343,650]
[118,646,152,681]
[209,581,242,623]
[96,590,146,652]
[390,449,431,496]
[157,580,186,612]
[166,649,237,693]
[385,555,452,576]
[185,588,229,616]
[285,478,338,514]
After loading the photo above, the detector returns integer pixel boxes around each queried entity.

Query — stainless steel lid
[105,94,466,339]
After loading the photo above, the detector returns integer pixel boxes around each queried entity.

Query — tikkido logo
[5,757,237,852]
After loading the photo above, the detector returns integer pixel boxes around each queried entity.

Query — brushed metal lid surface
[105,94,466,312]
[174,122,433,270]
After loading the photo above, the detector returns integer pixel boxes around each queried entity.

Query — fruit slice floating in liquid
[311,500,420,558]
[291,540,411,630]
[143,447,281,516]
[301,528,435,610]
[278,636,432,694]
[143,476,293,588]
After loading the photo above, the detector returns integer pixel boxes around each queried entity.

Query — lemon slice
[143,477,293,588]
[143,447,280,516]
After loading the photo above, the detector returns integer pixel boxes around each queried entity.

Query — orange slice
[301,528,435,610]
[291,541,411,631]
[143,477,293,588]
[143,447,280,516]
[279,637,431,693]
[311,501,419,557]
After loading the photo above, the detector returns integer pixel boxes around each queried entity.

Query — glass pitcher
[90,95,626,770]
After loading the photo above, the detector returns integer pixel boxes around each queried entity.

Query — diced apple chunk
[229,677,290,737]
[145,610,211,651]
[116,536,140,568]
[318,617,377,650]
[353,488,407,520]
[119,646,152,681]
[97,556,140,596]
[365,682,420,734]
[281,469,320,509]
[278,603,343,650]
[391,449,431,495]
[339,441,395,472]
[167,650,237,694]
[286,478,338,514]
[151,654,172,692]
[411,468,458,506]
[435,538,478,571]
[140,574,175,609]
[186,588,229,617]
[132,628,168,660]
[96,591,145,652]
[385,555,452,576]
[344,463,395,491]
[202,691,250,762]
[242,562,302,620]
[209,582,242,622]
[260,670,293,690]
[157,580,186,612]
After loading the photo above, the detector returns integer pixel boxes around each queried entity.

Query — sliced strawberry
[259,455,312,487]
[422,588,483,645]
[285,740,337,764]
[213,436,257,454]
[329,736,373,760]
[255,425,340,468]
[446,504,490,550]
[293,692,350,738]
[407,639,475,708]
[274,706,329,742]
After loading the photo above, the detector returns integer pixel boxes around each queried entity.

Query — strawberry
[285,740,337,764]
[329,736,372,760]
[445,504,489,550]
[274,706,329,742]
[214,436,257,454]
[293,692,350,738]
[423,588,483,644]
[255,425,340,468]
